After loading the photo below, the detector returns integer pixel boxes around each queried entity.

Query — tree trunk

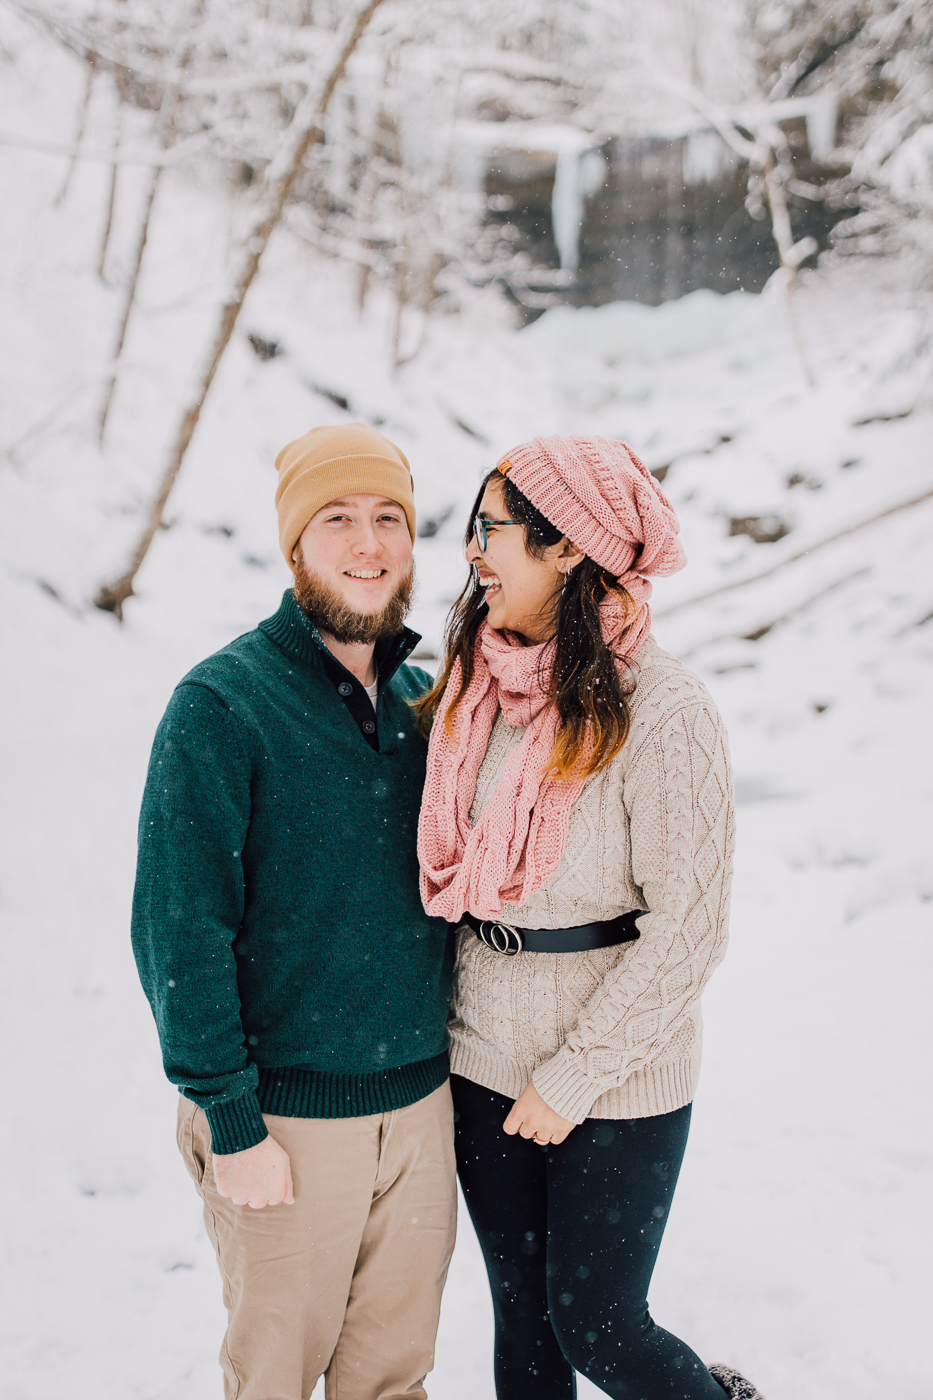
[356,259,372,315]
[97,163,162,441]
[762,154,797,281]
[97,159,119,280]
[97,101,121,281]
[95,0,388,618]
[97,6,208,402]
[762,144,817,389]
[98,0,128,277]
[55,55,96,206]
[391,248,410,370]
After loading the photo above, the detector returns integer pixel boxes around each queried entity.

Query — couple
[132,423,760,1400]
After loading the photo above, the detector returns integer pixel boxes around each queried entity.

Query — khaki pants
[177,1083,457,1400]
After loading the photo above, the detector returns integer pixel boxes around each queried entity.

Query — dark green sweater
[132,591,453,1154]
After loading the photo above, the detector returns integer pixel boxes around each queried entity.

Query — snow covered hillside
[2,32,932,1400]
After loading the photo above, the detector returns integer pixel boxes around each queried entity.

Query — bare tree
[746,0,933,277]
[96,160,161,440]
[95,0,389,617]
[54,51,96,204]
[96,0,127,279]
[95,1,209,440]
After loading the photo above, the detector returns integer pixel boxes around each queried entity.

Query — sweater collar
[259,589,421,686]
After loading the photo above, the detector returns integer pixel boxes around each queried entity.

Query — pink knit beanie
[497,435,686,585]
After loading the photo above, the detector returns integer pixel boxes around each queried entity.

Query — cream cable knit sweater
[448,636,735,1123]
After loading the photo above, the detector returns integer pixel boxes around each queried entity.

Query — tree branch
[94,0,390,618]
[655,481,933,619]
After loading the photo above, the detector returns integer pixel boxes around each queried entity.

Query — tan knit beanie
[274,422,416,569]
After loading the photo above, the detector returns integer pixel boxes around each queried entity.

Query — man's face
[293,494,415,643]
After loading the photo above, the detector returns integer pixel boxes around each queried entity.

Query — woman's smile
[465,476,569,642]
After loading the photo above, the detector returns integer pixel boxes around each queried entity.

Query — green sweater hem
[258,1051,450,1119]
[203,1052,450,1153]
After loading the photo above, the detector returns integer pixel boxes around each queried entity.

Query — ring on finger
[532,1133,550,1146]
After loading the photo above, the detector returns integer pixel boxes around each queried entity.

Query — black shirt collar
[259,589,421,688]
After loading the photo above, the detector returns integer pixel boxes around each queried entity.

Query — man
[132,423,456,1400]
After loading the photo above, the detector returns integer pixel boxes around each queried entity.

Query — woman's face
[465,476,574,644]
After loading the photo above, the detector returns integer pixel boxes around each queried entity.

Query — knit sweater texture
[132,590,454,1154]
[448,636,735,1124]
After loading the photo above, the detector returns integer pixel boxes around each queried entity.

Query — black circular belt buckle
[479,920,524,956]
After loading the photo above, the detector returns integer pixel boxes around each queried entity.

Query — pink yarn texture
[499,435,685,591]
[418,436,686,923]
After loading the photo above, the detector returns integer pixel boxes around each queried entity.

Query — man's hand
[503,1082,576,1146]
[212,1134,295,1208]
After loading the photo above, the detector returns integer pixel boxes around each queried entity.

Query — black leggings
[452,1076,725,1400]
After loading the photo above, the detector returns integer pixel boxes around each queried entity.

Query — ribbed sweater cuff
[532,1053,602,1125]
[204,1091,269,1155]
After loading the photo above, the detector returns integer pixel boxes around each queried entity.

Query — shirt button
[362,720,376,734]
[337,682,352,696]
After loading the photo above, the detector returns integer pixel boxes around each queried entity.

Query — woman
[417,436,764,1400]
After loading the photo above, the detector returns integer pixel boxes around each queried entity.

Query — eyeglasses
[473,515,518,551]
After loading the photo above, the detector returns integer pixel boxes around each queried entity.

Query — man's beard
[293,555,414,644]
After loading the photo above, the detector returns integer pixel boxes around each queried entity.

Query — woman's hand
[503,1082,576,1146]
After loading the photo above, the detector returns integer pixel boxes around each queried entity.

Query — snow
[732,93,841,165]
[1,27,932,1400]
[524,287,782,362]
[886,123,933,209]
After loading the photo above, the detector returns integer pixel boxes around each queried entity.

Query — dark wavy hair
[415,470,637,779]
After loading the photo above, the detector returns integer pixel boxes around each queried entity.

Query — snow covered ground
[2,30,932,1400]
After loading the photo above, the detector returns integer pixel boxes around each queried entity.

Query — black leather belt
[461,909,645,957]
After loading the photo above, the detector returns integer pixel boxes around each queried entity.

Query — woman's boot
[708,1362,766,1399]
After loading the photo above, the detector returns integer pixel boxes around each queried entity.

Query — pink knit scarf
[418,586,650,922]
